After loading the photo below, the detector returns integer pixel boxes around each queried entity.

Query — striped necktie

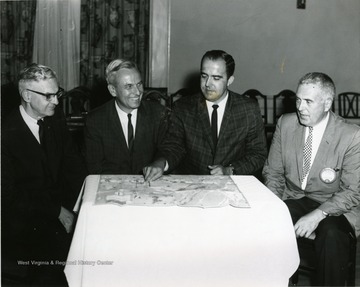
[302,126,313,183]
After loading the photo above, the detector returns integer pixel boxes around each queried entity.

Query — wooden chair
[61,86,91,117]
[242,89,275,150]
[242,89,268,124]
[142,87,169,108]
[273,89,297,124]
[291,232,357,286]
[338,92,360,118]
[169,88,193,109]
[61,86,91,156]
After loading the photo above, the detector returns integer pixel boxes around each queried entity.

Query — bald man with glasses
[2,63,87,286]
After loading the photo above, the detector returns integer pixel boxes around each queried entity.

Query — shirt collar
[19,105,40,125]
[312,112,330,131]
[114,101,138,117]
[206,91,229,110]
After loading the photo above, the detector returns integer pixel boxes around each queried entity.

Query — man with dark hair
[263,72,360,286]
[84,59,168,174]
[2,63,87,286]
[144,50,267,180]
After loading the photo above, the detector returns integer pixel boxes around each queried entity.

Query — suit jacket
[263,112,360,237]
[85,99,168,174]
[160,91,267,175]
[1,107,87,238]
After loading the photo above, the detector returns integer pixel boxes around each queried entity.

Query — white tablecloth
[65,175,299,287]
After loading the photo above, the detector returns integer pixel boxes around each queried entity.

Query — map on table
[94,175,250,208]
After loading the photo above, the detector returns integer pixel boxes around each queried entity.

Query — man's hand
[208,165,233,175]
[58,206,75,234]
[294,209,326,238]
[143,158,166,182]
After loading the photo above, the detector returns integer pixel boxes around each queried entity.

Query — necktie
[127,113,134,151]
[37,119,45,145]
[211,104,219,146]
[302,126,313,183]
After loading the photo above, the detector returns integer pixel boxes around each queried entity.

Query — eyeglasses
[26,87,65,101]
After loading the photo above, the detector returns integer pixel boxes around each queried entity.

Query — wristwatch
[322,210,329,217]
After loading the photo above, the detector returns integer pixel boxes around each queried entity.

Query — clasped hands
[143,159,233,182]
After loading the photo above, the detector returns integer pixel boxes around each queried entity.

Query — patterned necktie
[211,104,219,146]
[37,119,45,145]
[302,126,313,183]
[127,113,134,151]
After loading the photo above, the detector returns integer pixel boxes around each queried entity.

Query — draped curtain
[80,0,149,89]
[1,1,36,85]
[1,0,149,90]
[33,0,81,90]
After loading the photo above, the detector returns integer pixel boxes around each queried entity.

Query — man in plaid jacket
[144,50,267,181]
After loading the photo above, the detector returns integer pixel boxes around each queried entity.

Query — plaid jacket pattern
[160,91,267,175]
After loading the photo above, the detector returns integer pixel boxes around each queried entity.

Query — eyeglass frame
[26,87,65,101]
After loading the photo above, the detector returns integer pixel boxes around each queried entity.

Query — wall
[169,0,360,96]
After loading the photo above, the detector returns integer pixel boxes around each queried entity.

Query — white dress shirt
[115,101,138,147]
[206,92,229,136]
[19,105,42,144]
[301,112,330,189]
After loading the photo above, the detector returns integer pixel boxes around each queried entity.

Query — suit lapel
[109,100,130,155]
[42,118,58,181]
[197,97,215,154]
[134,103,147,152]
[308,113,335,180]
[217,92,232,147]
[294,120,306,184]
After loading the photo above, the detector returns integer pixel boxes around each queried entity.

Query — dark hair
[201,50,235,78]
[298,72,336,100]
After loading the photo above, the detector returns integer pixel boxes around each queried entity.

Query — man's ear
[324,97,333,112]
[20,90,31,103]
[227,76,234,87]
[107,85,117,98]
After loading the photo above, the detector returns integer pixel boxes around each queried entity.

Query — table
[64,175,299,287]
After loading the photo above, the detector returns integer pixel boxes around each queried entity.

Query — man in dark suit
[144,50,267,180]
[263,72,360,286]
[2,63,87,286]
[84,59,168,174]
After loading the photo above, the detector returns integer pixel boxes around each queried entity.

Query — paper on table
[94,174,250,208]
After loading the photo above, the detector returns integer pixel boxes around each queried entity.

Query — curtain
[1,1,36,85]
[32,0,81,90]
[79,0,149,89]
[1,0,149,91]
[149,0,169,88]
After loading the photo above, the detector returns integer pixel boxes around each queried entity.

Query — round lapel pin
[319,168,338,184]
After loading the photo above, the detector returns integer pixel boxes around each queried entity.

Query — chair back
[338,92,360,118]
[142,88,169,107]
[62,86,91,117]
[273,89,296,124]
[169,88,193,109]
[243,89,268,124]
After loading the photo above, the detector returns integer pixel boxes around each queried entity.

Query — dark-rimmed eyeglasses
[26,87,65,101]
